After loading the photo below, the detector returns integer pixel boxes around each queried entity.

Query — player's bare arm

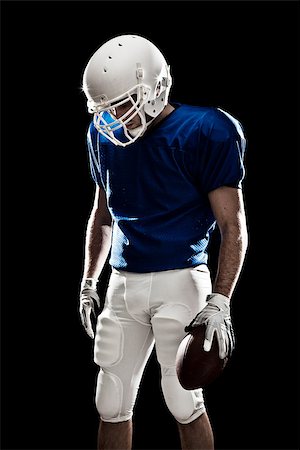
[185,187,247,360]
[208,186,248,299]
[83,185,112,280]
[79,186,112,339]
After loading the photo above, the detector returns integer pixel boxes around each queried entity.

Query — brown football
[176,324,228,390]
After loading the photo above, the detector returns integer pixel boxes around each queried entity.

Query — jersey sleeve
[86,122,105,188]
[198,109,246,193]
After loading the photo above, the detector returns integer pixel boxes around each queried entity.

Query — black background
[1,1,299,449]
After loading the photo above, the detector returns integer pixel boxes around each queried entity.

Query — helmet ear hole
[156,81,162,98]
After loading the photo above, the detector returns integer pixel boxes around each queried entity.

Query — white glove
[79,278,102,339]
[185,293,235,360]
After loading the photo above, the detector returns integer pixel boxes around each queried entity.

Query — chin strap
[127,113,156,138]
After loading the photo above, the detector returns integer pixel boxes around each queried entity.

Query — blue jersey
[87,103,246,272]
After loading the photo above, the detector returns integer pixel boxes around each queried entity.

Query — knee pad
[161,366,206,424]
[95,369,133,423]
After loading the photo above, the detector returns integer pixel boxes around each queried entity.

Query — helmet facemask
[90,82,152,147]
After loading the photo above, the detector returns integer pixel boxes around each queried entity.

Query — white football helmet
[82,34,172,146]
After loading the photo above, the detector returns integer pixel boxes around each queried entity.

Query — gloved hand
[79,278,103,339]
[185,293,235,359]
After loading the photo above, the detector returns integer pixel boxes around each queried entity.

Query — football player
[80,34,248,450]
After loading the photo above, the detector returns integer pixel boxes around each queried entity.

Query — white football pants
[94,265,212,424]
